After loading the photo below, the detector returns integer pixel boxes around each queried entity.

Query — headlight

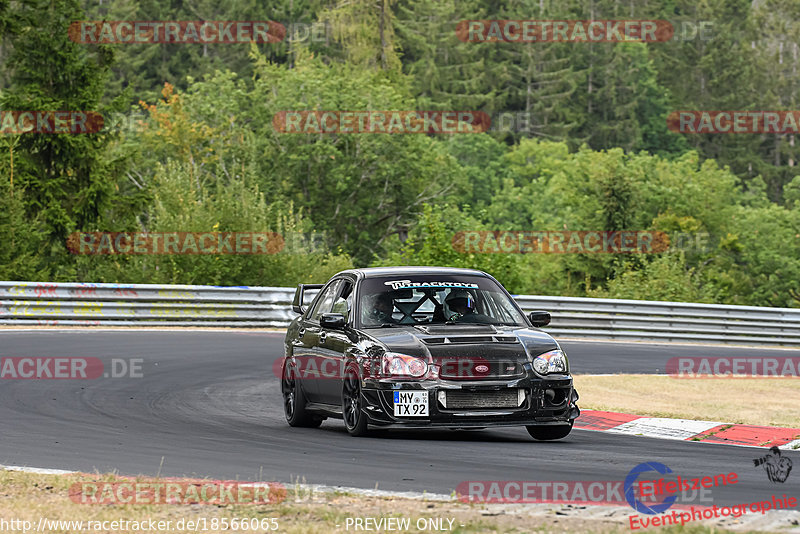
[532,349,569,375]
[381,352,428,378]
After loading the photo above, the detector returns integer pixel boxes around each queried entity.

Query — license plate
[393,391,428,417]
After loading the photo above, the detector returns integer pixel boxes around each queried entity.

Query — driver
[445,289,492,323]
[364,292,397,325]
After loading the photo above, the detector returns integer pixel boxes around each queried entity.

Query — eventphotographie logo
[625,462,678,515]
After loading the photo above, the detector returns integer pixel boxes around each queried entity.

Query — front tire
[282,361,323,428]
[342,365,369,437]
[526,421,573,441]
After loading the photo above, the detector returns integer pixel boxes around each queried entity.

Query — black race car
[280,267,580,440]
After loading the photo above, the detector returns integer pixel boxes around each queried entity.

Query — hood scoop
[414,325,520,345]
[416,324,497,334]
[421,334,520,345]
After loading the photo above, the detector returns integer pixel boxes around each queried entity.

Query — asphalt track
[0,330,798,507]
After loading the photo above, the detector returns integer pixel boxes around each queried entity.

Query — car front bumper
[360,375,579,428]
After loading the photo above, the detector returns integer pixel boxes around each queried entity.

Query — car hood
[362,324,560,362]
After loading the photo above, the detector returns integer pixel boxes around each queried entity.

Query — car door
[297,279,343,402]
[316,278,355,405]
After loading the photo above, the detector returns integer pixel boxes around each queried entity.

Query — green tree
[493,0,586,144]
[0,150,49,280]
[244,52,466,263]
[699,203,800,307]
[588,252,712,303]
[394,0,501,111]
[319,0,401,71]
[578,43,686,154]
[1,0,136,277]
[652,0,765,190]
[79,158,352,286]
[373,204,527,292]
[750,0,800,202]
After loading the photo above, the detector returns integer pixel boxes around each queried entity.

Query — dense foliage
[1,0,799,306]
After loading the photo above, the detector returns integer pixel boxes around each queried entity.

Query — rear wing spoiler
[292,284,324,314]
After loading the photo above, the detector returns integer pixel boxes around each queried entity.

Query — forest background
[1,0,799,307]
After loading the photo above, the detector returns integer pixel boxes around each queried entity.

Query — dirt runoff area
[3,469,800,533]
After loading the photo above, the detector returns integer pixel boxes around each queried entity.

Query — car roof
[336,266,490,279]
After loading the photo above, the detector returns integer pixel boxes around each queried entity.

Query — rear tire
[282,361,323,428]
[526,421,573,441]
[342,365,369,437]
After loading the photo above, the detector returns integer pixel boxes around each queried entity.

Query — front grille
[445,389,520,409]
[438,359,523,379]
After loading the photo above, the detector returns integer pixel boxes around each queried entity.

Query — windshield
[358,275,526,327]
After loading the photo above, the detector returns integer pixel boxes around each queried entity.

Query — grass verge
[0,470,748,534]
[573,374,800,428]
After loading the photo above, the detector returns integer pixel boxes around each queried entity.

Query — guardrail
[0,281,306,327]
[515,295,800,346]
[1,281,799,346]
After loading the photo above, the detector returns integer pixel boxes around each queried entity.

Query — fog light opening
[545,388,567,406]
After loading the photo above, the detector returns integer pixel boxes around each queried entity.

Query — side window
[308,280,342,321]
[331,280,354,321]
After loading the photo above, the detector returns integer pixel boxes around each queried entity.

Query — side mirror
[528,310,551,328]
[320,313,346,329]
[292,283,324,314]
